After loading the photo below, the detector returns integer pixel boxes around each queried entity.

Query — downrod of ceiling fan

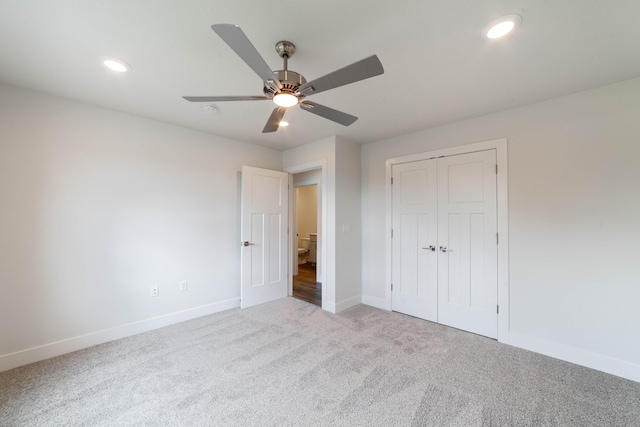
[275,41,296,71]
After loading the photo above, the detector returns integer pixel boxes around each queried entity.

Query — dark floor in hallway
[293,263,321,306]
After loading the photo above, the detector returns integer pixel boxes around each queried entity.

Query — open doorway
[292,171,321,306]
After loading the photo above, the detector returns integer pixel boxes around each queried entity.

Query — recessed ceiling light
[100,56,132,73]
[482,14,521,39]
[279,121,289,127]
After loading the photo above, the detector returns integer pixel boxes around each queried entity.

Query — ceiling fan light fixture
[100,56,132,73]
[279,121,289,127]
[273,93,298,107]
[482,14,521,39]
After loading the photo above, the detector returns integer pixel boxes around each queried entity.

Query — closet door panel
[437,150,498,338]
[391,159,438,321]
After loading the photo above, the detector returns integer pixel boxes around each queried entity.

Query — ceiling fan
[183,24,385,133]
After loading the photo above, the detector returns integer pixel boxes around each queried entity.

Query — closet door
[391,159,438,321]
[437,151,498,338]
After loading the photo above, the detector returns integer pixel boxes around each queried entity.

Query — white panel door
[437,150,497,338]
[391,159,438,321]
[240,166,288,308]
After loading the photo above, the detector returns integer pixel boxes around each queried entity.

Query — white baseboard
[509,332,640,384]
[358,295,639,383]
[322,302,337,314]
[0,298,240,373]
[335,295,362,313]
[361,294,391,311]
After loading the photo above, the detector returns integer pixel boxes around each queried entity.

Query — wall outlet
[180,281,188,292]
[150,286,159,297]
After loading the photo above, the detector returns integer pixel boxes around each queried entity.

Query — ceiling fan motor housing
[263,69,307,100]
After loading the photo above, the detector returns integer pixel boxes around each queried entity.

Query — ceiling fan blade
[212,24,282,90]
[300,101,358,126]
[262,106,287,133]
[182,96,269,102]
[297,55,384,96]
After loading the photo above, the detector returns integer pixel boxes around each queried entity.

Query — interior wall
[0,83,282,370]
[283,137,337,311]
[334,137,362,309]
[361,76,640,382]
[283,137,362,312]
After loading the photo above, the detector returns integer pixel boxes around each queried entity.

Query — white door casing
[391,159,438,321]
[240,166,289,308]
[285,161,328,310]
[385,138,508,342]
[437,151,498,338]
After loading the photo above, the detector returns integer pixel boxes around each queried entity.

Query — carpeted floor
[1,298,639,426]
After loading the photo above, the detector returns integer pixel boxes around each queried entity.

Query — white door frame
[285,160,328,309]
[385,138,509,343]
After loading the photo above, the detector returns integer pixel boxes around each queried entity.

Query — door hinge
[391,176,394,185]
[496,232,499,244]
[391,229,394,238]
[391,283,394,291]
[497,305,499,314]
[495,164,498,174]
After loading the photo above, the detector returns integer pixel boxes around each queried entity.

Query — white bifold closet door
[391,150,498,339]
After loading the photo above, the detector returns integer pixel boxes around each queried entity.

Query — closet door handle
[440,246,454,252]
[422,246,436,251]
[242,241,254,247]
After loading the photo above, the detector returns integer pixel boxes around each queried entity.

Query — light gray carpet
[1,297,639,426]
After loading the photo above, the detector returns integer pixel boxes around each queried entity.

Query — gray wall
[3,75,639,381]
[283,136,363,313]
[335,137,362,307]
[0,83,282,370]
[361,77,640,381]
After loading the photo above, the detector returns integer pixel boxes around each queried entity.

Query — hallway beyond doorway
[293,263,321,306]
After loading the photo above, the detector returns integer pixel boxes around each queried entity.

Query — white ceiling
[2,0,640,150]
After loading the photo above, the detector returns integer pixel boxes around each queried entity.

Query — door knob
[242,241,254,246]
[440,246,454,252]
[422,246,436,251]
